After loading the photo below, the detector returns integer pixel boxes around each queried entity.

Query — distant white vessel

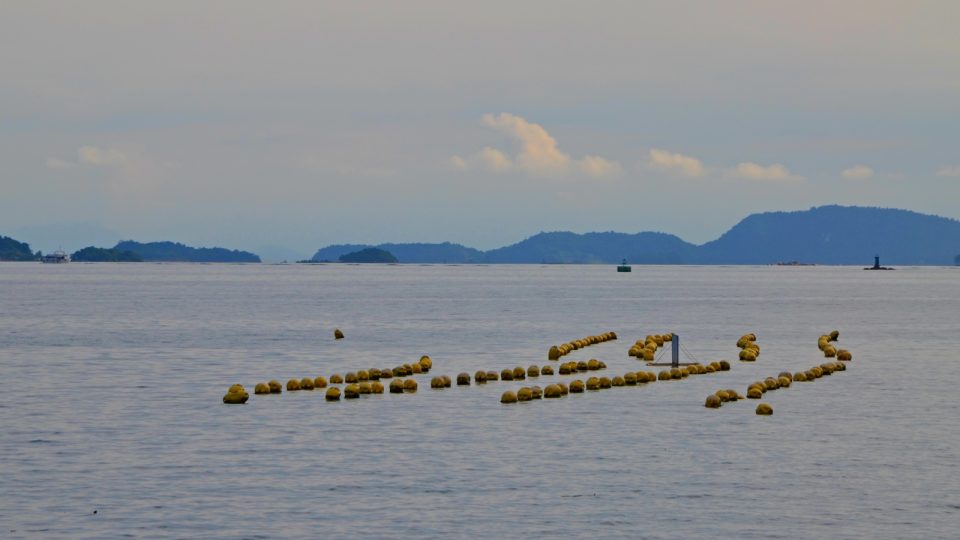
[40,250,70,264]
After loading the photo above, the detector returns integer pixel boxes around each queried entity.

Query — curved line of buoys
[548,331,618,360]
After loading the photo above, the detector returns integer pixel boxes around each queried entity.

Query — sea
[1,262,958,539]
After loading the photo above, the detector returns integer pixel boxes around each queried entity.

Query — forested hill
[482,231,696,264]
[694,206,960,265]
[0,235,37,261]
[115,241,261,263]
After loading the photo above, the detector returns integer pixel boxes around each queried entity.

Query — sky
[2,1,958,259]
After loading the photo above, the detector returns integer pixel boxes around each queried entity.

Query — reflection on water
[1,263,958,538]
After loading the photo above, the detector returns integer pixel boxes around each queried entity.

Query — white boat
[40,250,70,264]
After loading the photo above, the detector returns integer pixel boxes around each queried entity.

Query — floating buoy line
[223,328,856,417]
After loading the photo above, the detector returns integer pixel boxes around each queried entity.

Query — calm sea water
[1,263,958,539]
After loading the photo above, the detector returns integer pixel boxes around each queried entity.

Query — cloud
[453,113,620,178]
[45,157,75,169]
[646,148,704,177]
[936,165,960,177]
[841,165,874,180]
[479,147,513,172]
[481,113,570,175]
[728,161,799,181]
[449,155,468,170]
[579,155,621,178]
[78,145,127,166]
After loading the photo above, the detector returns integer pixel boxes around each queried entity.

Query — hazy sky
[2,1,958,257]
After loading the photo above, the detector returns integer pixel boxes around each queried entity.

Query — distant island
[72,246,143,262]
[5,205,960,266]
[339,247,399,263]
[310,206,960,266]
[114,241,260,262]
[0,235,38,261]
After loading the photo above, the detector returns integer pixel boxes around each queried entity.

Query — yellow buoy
[325,387,341,401]
[778,376,791,388]
[517,387,533,401]
[501,390,518,403]
[431,376,445,389]
[612,376,625,387]
[716,390,731,402]
[756,403,773,415]
[268,380,283,393]
[544,384,562,398]
[540,365,554,376]
[300,377,315,390]
[823,346,837,358]
[344,384,360,399]
[486,371,499,381]
[548,346,561,360]
[371,381,384,393]
[254,382,270,394]
[599,377,612,389]
[829,330,839,341]
[642,349,655,362]
[837,349,852,361]
[223,385,249,404]
[369,368,381,380]
[527,365,540,377]
[530,386,543,399]
[569,380,585,393]
[658,370,671,381]
[501,369,514,381]
[624,372,637,385]
[411,363,423,374]
[357,370,369,381]
[739,350,757,361]
[334,328,344,339]
[442,375,452,387]
[378,370,392,379]
[705,394,722,408]
[558,382,569,395]
[419,356,433,370]
[586,377,600,390]
[389,380,404,393]
[513,367,526,380]
[403,379,418,393]
[358,382,371,394]
[474,371,487,384]
[314,376,328,388]
[793,372,808,382]
[345,372,358,384]
[746,387,763,399]
[286,379,301,391]
[457,373,470,386]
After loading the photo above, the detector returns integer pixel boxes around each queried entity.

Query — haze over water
[1,263,958,538]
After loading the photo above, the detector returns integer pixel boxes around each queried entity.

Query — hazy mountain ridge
[312,242,483,263]
[311,206,960,265]
[115,241,261,263]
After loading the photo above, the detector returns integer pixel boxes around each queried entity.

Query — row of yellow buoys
[557,358,607,374]
[501,369,666,403]
[818,330,852,360]
[738,333,761,361]
[627,333,673,362]
[548,331,617,360]
[657,360,730,381]
[224,355,434,403]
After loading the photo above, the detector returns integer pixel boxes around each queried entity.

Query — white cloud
[481,113,570,176]
[841,165,874,180]
[728,161,799,181]
[45,157,75,169]
[479,147,513,172]
[647,148,704,177]
[454,113,620,179]
[449,155,468,170]
[78,146,127,166]
[936,165,960,177]
[580,155,621,178]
